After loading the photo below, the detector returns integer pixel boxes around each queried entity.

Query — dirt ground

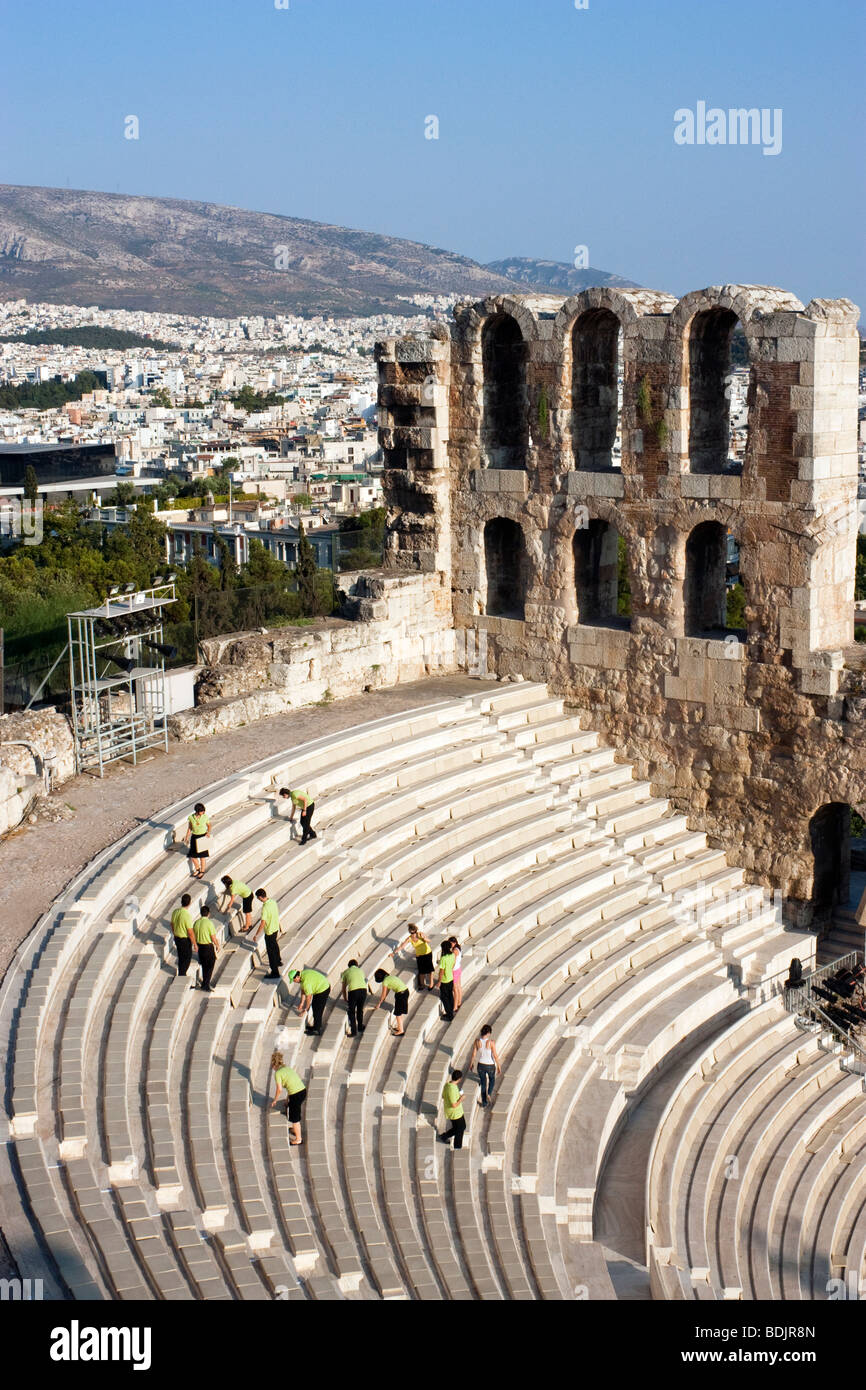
[0,675,494,986]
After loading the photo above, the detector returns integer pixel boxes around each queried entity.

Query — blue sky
[2,0,863,311]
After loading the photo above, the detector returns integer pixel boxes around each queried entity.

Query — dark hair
[440,940,453,952]
[449,938,461,951]
[451,1069,463,1082]
[290,970,300,980]
[194,802,205,814]
[181,893,191,907]
[221,875,233,888]
[200,905,211,917]
[255,888,267,900]
[480,1025,492,1037]
[374,968,387,983]
[279,787,290,797]
[348,958,359,968]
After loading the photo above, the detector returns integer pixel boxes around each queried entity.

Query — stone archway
[809,802,852,927]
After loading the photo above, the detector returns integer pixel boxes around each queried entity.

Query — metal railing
[784,952,866,1073]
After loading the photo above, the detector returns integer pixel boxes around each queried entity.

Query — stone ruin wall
[168,572,455,741]
[376,285,866,924]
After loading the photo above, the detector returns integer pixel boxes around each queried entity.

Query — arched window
[571,309,623,470]
[573,520,630,627]
[483,517,527,619]
[684,521,744,638]
[688,309,750,474]
[481,314,528,470]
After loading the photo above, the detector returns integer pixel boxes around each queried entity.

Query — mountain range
[0,184,640,318]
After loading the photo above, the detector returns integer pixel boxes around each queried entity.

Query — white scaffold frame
[67,581,177,776]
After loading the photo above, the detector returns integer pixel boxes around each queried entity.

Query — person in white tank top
[470,1024,502,1107]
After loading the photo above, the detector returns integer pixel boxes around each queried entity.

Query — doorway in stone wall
[809,802,857,928]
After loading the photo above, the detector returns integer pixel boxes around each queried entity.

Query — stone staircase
[646,998,866,1300]
[817,906,864,966]
[0,683,816,1301]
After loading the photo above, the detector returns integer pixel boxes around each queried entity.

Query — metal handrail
[784,953,866,1070]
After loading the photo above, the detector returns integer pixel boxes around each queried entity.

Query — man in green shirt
[438,943,456,1022]
[192,906,220,992]
[220,874,253,934]
[170,893,195,978]
[253,887,282,979]
[340,959,368,1037]
[372,967,410,1036]
[280,785,317,844]
[270,1050,306,1146]
[290,967,331,1035]
[437,1069,466,1150]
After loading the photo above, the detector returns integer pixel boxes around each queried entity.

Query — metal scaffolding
[68,582,177,776]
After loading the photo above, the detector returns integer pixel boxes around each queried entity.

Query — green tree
[229,385,282,412]
[296,521,319,614]
[242,537,289,588]
[214,530,238,590]
[726,582,747,630]
[150,387,172,408]
[106,481,137,507]
[23,465,38,505]
[105,502,168,586]
[856,536,866,603]
[0,369,106,411]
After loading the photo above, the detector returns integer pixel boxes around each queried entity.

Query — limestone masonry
[376,285,866,923]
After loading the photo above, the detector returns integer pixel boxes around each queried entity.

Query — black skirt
[393,990,409,1017]
[415,952,433,974]
[188,834,209,860]
[287,1088,307,1123]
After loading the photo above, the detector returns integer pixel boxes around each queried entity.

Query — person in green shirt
[220,873,253,934]
[270,1051,306,1145]
[252,887,282,979]
[192,906,220,992]
[340,959,368,1037]
[373,967,410,1036]
[437,942,456,1022]
[290,967,331,1035]
[437,1069,466,1149]
[170,892,196,978]
[183,802,211,878]
[279,785,317,844]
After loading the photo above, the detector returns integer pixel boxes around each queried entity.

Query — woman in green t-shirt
[373,968,410,1035]
[183,802,211,879]
[270,1051,306,1146]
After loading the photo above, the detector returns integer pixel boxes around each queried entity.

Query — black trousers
[264,932,282,974]
[300,803,317,843]
[443,1116,466,1149]
[175,934,192,977]
[198,943,216,990]
[347,988,366,1033]
[310,986,330,1032]
[440,981,455,1020]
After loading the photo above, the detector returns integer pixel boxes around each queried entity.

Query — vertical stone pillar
[773,298,860,668]
[376,327,451,580]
